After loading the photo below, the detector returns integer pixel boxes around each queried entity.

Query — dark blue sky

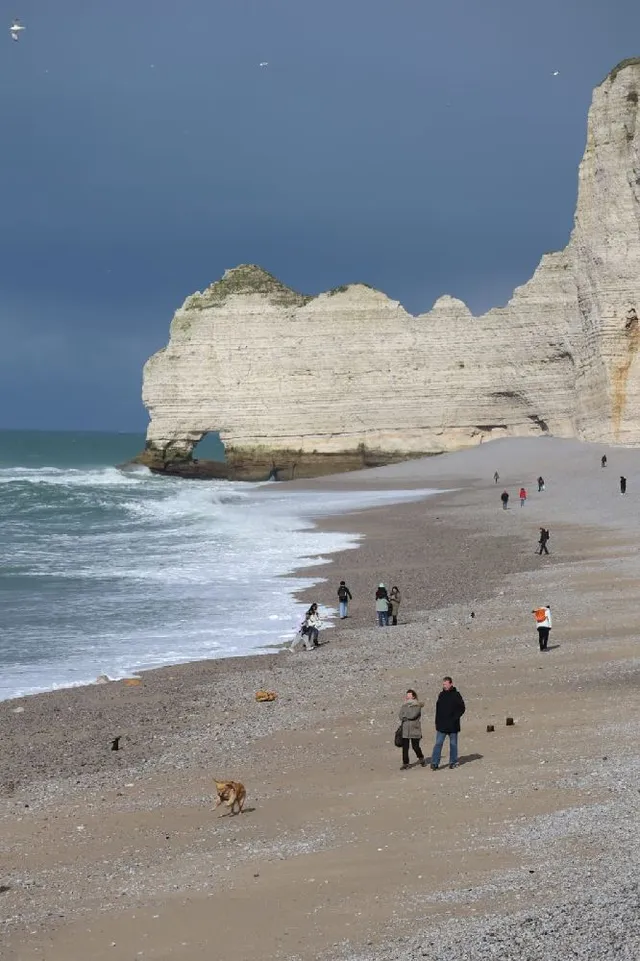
[1,1,638,430]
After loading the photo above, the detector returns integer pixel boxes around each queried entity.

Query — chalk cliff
[139,59,640,480]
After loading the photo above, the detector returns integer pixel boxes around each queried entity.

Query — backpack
[338,585,349,600]
[534,608,546,623]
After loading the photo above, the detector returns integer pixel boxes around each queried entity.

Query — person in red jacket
[519,487,527,507]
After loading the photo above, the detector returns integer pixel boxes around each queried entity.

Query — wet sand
[2,438,639,961]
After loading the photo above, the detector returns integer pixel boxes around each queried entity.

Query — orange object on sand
[123,677,142,686]
[255,690,277,702]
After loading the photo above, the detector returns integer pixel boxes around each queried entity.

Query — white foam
[0,469,438,701]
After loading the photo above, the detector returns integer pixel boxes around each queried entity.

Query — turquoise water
[0,430,435,701]
[0,430,225,468]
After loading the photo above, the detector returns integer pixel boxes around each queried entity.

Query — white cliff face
[141,60,640,476]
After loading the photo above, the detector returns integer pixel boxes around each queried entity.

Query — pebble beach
[1,437,639,961]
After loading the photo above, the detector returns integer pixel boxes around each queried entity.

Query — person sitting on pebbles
[303,603,322,647]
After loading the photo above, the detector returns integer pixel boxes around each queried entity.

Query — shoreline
[0,479,440,706]
[2,437,640,961]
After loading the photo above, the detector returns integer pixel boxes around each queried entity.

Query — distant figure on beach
[389,586,401,625]
[399,689,427,770]
[620,475,627,495]
[267,466,280,481]
[519,487,527,507]
[375,584,389,626]
[501,490,509,510]
[538,527,550,555]
[337,580,353,619]
[303,603,321,647]
[537,476,545,492]
[601,455,607,468]
[494,471,500,484]
[532,604,552,651]
[430,677,466,770]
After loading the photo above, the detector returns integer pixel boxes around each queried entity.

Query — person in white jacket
[303,603,322,647]
[532,605,552,651]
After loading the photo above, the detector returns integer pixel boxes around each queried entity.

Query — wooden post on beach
[506,717,514,726]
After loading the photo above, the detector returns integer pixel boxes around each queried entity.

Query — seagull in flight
[259,62,269,67]
[10,18,25,42]
[552,70,560,76]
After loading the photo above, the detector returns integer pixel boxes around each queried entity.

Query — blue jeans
[431,731,458,766]
[339,600,348,618]
[377,611,388,626]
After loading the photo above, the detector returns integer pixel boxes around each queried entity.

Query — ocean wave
[0,466,145,487]
[0,463,439,701]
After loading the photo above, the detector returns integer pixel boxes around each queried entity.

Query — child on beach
[519,487,527,507]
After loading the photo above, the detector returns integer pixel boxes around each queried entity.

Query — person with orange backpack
[532,605,552,651]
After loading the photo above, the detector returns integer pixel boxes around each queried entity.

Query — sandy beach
[2,437,639,961]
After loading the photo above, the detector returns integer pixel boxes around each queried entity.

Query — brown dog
[214,780,246,816]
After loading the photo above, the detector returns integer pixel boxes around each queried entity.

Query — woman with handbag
[397,689,427,770]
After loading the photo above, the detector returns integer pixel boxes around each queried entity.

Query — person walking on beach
[430,677,466,770]
[601,454,607,468]
[494,471,500,484]
[375,584,389,626]
[620,476,627,495]
[519,487,527,507]
[337,580,352,619]
[532,604,552,651]
[389,586,401,626]
[399,689,427,770]
[538,527,550,555]
[537,476,545,492]
[501,490,509,510]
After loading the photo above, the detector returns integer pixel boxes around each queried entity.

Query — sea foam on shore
[0,460,437,700]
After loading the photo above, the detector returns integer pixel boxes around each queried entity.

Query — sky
[1,0,639,431]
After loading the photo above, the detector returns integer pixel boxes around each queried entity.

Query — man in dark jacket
[430,677,466,770]
[538,528,550,555]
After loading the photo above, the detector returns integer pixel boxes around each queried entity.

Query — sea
[0,430,435,702]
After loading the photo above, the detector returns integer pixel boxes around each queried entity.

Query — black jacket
[435,687,466,734]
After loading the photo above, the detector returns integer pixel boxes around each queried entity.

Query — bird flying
[10,18,25,41]
[259,62,268,67]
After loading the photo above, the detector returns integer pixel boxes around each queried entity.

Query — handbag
[394,724,404,748]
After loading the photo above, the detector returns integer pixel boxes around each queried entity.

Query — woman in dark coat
[398,689,427,770]
[389,586,401,625]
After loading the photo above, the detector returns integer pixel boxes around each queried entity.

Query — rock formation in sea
[139,59,640,481]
